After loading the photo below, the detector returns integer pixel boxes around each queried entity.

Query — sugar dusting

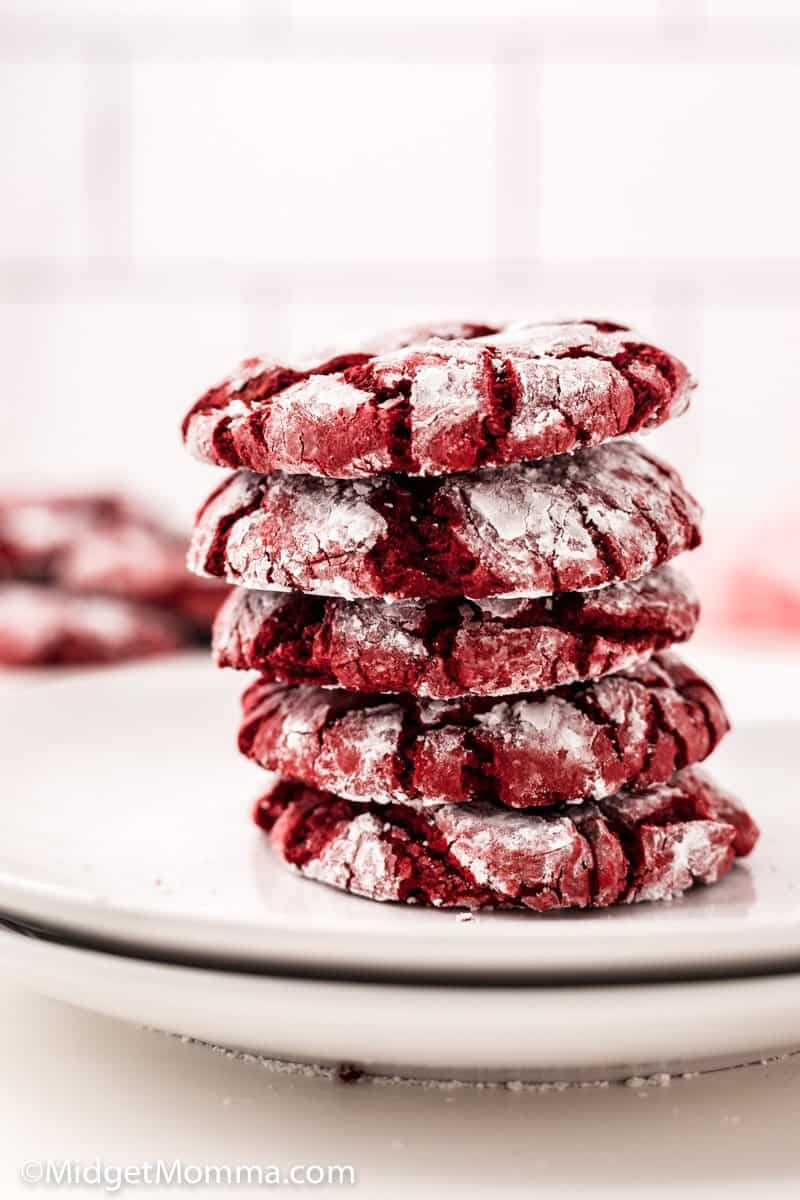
[152,1030,794,1093]
[186,319,693,477]
[193,441,700,601]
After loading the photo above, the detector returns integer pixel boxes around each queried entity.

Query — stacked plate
[1,655,799,1082]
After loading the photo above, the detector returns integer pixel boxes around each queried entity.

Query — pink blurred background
[0,0,798,641]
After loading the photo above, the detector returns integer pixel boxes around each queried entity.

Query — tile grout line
[0,17,799,64]
[493,51,540,290]
[2,261,800,303]
[85,48,131,265]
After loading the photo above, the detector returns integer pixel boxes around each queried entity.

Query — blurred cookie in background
[0,493,227,668]
[0,583,186,668]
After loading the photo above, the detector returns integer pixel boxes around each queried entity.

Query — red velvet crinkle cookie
[254,768,758,911]
[189,441,701,602]
[238,653,727,810]
[214,566,698,699]
[57,517,225,631]
[183,319,692,478]
[0,493,132,580]
[0,584,185,668]
[0,493,225,633]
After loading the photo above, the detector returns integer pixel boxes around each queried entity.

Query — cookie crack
[682,679,729,754]
[386,805,582,909]
[340,364,419,472]
[392,701,423,799]
[627,493,671,564]
[571,496,628,581]
[566,687,626,765]
[553,341,678,431]
[636,452,701,548]
[386,810,498,906]
[197,481,265,579]
[478,353,520,463]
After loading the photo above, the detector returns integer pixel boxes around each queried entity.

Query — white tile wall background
[0,0,797,590]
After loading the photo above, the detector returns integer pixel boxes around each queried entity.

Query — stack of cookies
[183,319,758,912]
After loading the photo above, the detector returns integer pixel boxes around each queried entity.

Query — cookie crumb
[336,1062,364,1084]
[625,1072,671,1089]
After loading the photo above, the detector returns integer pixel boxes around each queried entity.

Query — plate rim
[2,659,797,986]
[4,919,800,1080]
[3,865,800,985]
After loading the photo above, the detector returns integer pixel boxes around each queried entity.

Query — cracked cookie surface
[238,653,727,809]
[183,319,692,478]
[213,565,698,698]
[189,440,701,602]
[255,768,757,910]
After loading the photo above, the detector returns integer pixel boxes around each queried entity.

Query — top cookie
[182,319,693,479]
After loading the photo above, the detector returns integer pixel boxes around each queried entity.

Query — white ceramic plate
[2,920,800,1081]
[0,656,797,983]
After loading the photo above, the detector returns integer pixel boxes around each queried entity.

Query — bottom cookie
[0,583,186,667]
[255,768,758,911]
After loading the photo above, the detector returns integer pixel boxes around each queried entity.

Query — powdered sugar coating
[0,583,184,667]
[213,566,698,698]
[255,767,757,911]
[189,441,701,602]
[182,319,693,478]
[238,653,728,809]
